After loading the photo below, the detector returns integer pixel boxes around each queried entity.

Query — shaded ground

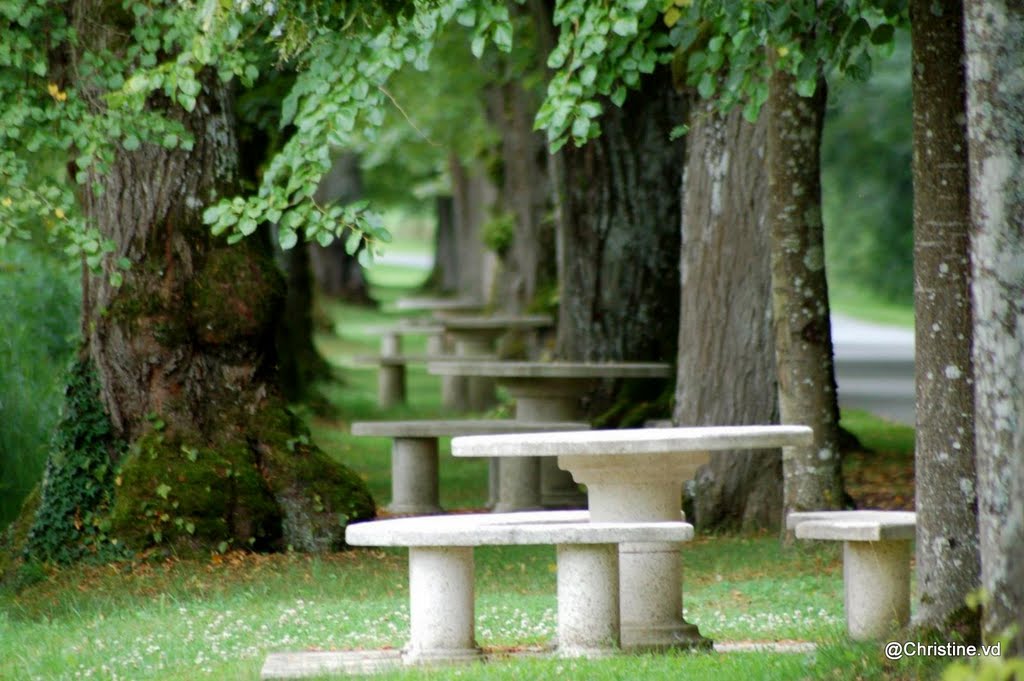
[840,410,916,511]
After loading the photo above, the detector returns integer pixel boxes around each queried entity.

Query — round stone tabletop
[451,425,814,458]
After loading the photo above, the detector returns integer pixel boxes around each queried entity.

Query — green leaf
[612,16,638,37]
[580,64,597,86]
[471,35,486,58]
[278,229,298,250]
[123,135,140,152]
[870,24,895,45]
[156,483,171,499]
[357,248,373,268]
[238,217,257,236]
[185,522,195,535]
[796,79,817,97]
[345,231,362,255]
[697,72,716,99]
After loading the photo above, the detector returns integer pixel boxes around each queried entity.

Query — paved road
[831,315,915,425]
[374,250,916,425]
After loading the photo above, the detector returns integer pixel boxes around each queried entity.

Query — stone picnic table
[350,419,589,515]
[431,316,554,412]
[427,360,672,511]
[451,424,815,651]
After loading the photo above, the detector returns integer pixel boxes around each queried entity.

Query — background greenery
[823,32,913,307]
[0,241,80,528]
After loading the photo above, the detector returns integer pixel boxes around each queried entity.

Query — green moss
[188,246,284,345]
[249,404,376,551]
[0,485,40,584]
[592,378,675,428]
[109,433,282,555]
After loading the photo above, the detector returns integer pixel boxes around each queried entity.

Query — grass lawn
[0,264,955,680]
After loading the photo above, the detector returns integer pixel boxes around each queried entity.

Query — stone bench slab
[351,420,590,438]
[787,510,916,542]
[345,510,692,546]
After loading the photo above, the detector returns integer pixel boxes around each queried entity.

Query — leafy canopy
[0,0,905,268]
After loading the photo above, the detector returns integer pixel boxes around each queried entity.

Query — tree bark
[449,154,499,304]
[964,0,1024,653]
[553,65,685,421]
[767,70,844,518]
[309,152,375,305]
[909,0,981,639]
[487,79,556,316]
[276,241,331,402]
[64,2,374,554]
[422,195,459,294]
[675,103,781,531]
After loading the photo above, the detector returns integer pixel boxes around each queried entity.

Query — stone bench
[353,354,467,408]
[345,511,694,663]
[350,420,589,515]
[787,510,916,640]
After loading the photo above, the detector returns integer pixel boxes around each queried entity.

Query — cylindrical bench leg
[388,438,443,516]
[844,540,911,640]
[381,332,402,356]
[493,457,542,512]
[405,547,481,665]
[426,332,445,356]
[379,365,406,408]
[556,544,620,657]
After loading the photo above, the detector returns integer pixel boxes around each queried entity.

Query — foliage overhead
[0,0,908,269]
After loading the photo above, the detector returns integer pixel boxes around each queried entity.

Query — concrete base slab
[262,640,817,678]
[261,650,402,679]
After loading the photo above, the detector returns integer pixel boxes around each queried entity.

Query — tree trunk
[674,103,781,531]
[909,0,981,639]
[52,4,375,555]
[309,152,375,305]
[487,79,556,316]
[276,241,331,402]
[422,195,458,294]
[553,65,685,421]
[449,154,499,304]
[964,0,1024,653]
[767,70,844,518]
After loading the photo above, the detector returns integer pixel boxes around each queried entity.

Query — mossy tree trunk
[964,0,1024,653]
[674,103,782,531]
[767,69,844,520]
[37,2,376,557]
[909,0,981,639]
